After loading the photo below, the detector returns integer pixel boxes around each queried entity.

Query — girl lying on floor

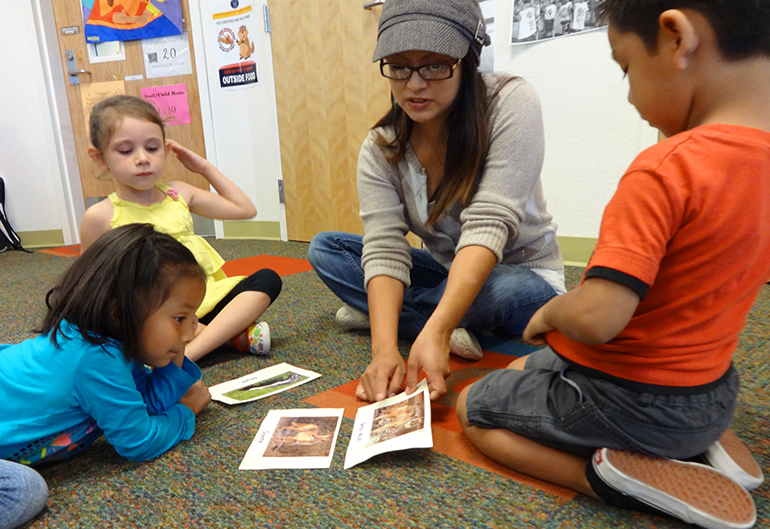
[0,224,211,475]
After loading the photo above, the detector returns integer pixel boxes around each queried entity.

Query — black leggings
[199,268,282,325]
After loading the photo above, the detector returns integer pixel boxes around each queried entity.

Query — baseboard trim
[558,236,596,267]
[19,228,596,265]
[17,221,283,249]
[222,220,282,240]
[17,230,65,249]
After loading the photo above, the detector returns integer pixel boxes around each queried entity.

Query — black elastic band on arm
[585,266,649,300]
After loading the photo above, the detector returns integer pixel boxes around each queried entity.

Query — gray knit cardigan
[358,74,563,290]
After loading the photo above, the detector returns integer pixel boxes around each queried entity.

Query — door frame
[31,0,219,245]
[32,0,85,246]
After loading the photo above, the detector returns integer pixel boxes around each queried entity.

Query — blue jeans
[0,460,48,529]
[307,231,557,339]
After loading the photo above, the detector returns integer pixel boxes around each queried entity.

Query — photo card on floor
[240,408,345,470]
[344,379,432,469]
[210,363,321,405]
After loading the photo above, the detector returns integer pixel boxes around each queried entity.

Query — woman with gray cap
[308,0,564,402]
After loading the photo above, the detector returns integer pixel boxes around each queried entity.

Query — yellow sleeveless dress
[108,183,245,317]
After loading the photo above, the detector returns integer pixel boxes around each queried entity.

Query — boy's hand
[179,380,211,415]
[167,139,210,175]
[522,306,555,345]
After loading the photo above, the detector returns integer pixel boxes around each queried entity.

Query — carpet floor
[1,239,767,528]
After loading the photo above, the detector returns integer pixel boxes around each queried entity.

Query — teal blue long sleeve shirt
[0,322,200,463]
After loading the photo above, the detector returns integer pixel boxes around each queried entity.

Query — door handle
[363,1,384,10]
[65,49,91,85]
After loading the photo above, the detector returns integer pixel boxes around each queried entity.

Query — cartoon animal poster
[210,0,260,90]
[82,0,184,43]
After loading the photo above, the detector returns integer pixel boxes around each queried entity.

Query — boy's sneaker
[588,448,756,529]
[335,304,370,331]
[448,328,483,360]
[247,321,270,356]
[702,430,764,491]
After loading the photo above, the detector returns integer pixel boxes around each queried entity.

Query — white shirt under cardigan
[358,73,565,295]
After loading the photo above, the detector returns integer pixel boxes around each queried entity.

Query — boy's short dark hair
[596,0,770,60]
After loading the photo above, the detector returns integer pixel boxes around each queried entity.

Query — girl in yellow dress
[80,95,281,362]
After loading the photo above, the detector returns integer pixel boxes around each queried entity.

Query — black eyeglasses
[379,59,462,81]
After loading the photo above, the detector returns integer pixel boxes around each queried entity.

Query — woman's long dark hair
[373,52,512,225]
[40,224,205,362]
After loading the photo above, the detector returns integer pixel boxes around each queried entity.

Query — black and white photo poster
[510,0,606,45]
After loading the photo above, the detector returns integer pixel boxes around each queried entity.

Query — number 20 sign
[141,32,193,79]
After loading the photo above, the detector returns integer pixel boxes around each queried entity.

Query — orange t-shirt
[548,124,770,387]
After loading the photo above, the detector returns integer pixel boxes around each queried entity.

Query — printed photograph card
[343,379,433,469]
[240,408,344,470]
[210,363,321,405]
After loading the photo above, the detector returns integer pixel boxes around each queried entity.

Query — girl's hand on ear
[179,380,211,415]
[167,144,256,219]
[167,139,210,175]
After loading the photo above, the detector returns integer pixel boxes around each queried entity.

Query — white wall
[6,0,655,244]
[3,0,285,245]
[494,0,658,238]
[0,4,73,240]
[190,0,286,239]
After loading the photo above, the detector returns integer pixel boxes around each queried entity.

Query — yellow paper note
[80,80,126,134]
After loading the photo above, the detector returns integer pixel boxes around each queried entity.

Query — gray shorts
[464,347,740,458]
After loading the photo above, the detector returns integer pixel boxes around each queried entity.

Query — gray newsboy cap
[372,0,491,62]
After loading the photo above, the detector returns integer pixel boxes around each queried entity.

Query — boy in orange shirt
[456,1,770,527]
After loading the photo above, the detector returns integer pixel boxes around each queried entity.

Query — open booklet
[343,379,433,469]
[209,363,321,405]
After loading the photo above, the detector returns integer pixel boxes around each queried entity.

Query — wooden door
[51,0,209,204]
[267,0,391,242]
